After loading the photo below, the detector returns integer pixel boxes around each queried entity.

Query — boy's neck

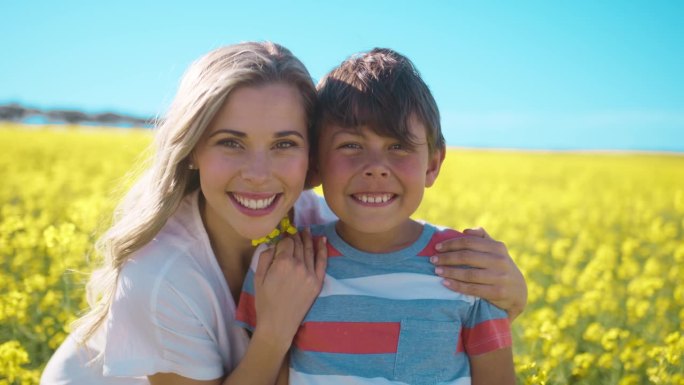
[334,219,424,254]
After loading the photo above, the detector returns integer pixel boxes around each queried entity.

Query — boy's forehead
[321,120,428,142]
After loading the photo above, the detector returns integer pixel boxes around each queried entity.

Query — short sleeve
[462,299,512,356]
[235,244,269,331]
[102,255,224,380]
[294,190,336,227]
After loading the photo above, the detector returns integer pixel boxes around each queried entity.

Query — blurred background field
[1,124,683,385]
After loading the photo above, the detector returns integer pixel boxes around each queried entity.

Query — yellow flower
[251,217,298,246]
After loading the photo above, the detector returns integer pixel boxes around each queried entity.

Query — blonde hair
[74,42,316,343]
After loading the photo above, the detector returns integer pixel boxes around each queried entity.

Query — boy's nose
[364,167,389,177]
[363,156,391,178]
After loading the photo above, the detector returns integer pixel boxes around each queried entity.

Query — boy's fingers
[314,236,328,281]
[255,247,275,284]
[302,227,315,272]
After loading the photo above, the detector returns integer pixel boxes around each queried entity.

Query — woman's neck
[198,195,255,302]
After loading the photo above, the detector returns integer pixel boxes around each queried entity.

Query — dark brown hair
[315,48,445,155]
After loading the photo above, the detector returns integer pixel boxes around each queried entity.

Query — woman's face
[193,82,309,242]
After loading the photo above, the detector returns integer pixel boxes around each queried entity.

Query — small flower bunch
[251,217,298,246]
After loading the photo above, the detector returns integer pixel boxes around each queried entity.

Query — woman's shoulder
[294,190,337,227]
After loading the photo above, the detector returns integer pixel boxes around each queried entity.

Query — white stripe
[319,273,475,304]
[290,369,471,385]
[290,369,408,385]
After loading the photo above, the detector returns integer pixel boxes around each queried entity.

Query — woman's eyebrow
[208,129,245,138]
[274,130,305,139]
[208,129,304,139]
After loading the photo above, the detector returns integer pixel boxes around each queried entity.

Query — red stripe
[312,235,343,257]
[417,228,465,257]
[294,322,400,354]
[462,318,512,356]
[235,292,256,328]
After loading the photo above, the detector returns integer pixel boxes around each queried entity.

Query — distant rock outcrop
[0,103,153,127]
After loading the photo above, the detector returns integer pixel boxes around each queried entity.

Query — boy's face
[315,116,444,238]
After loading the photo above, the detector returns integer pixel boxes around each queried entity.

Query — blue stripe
[243,268,255,296]
[304,296,471,323]
[291,347,471,382]
[464,299,508,328]
[326,253,436,279]
[291,350,396,378]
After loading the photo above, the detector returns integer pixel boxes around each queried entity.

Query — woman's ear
[187,153,198,170]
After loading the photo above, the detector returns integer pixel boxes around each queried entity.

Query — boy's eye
[339,142,361,150]
[389,143,412,152]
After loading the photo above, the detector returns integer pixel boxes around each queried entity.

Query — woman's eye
[217,139,241,148]
[274,140,297,149]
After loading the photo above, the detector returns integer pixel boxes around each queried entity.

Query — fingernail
[435,267,443,275]
[442,280,451,287]
[435,243,443,251]
[430,256,438,264]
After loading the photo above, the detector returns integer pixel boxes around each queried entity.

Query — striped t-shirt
[236,221,512,385]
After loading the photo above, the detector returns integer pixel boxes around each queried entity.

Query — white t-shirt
[41,189,335,385]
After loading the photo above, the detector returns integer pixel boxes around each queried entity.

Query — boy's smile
[316,116,443,252]
[351,192,396,205]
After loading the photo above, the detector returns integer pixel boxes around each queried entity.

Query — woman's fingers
[291,232,304,264]
[314,236,328,281]
[441,279,507,303]
[255,246,275,285]
[301,227,315,272]
[435,263,503,286]
[274,236,295,260]
[436,235,508,256]
[433,248,507,270]
[462,227,492,239]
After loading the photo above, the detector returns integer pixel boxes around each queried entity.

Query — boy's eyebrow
[208,129,305,139]
[330,127,362,139]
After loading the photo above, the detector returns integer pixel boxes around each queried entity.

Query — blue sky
[2,1,683,151]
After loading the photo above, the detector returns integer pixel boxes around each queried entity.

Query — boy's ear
[425,147,445,188]
[305,161,322,189]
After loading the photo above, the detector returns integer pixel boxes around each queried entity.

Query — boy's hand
[430,227,527,320]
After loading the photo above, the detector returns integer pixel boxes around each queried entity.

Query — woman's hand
[252,228,328,349]
[431,227,527,320]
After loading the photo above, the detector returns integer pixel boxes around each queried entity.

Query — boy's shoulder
[417,222,466,256]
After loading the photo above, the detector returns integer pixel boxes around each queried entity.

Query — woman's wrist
[251,325,293,356]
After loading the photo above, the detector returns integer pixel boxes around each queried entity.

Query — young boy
[237,48,514,385]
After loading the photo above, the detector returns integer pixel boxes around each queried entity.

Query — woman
[41,42,527,385]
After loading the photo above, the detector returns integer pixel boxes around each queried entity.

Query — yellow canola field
[1,125,683,384]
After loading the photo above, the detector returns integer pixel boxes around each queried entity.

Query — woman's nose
[242,152,271,184]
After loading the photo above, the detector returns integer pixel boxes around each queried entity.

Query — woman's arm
[431,227,527,320]
[148,329,290,385]
[470,347,516,385]
[150,231,327,385]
